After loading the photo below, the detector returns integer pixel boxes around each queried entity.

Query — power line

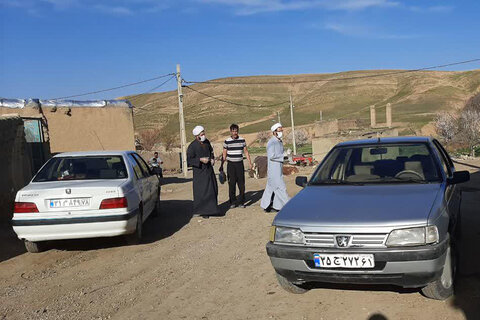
[183,58,480,86]
[51,73,175,100]
[183,85,289,108]
[128,75,176,102]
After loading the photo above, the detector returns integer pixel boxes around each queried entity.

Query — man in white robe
[260,123,290,212]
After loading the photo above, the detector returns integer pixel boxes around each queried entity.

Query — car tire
[421,243,455,300]
[125,209,143,245]
[275,272,309,294]
[24,240,44,253]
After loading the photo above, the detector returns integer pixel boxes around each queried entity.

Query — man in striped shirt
[220,124,253,209]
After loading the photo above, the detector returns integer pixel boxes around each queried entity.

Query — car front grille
[303,233,388,248]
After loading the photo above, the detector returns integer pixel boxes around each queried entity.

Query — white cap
[192,125,204,136]
[271,123,282,132]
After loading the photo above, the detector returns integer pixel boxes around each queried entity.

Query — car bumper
[11,209,138,242]
[266,239,448,288]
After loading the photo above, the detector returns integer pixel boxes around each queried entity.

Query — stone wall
[314,120,339,137]
[0,115,33,222]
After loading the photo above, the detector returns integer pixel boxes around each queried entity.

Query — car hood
[274,184,442,228]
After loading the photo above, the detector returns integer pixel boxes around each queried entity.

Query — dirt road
[1,164,479,320]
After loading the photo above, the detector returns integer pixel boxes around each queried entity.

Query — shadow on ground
[161,176,192,185]
[218,189,264,215]
[49,199,195,250]
[452,170,480,320]
[142,199,194,243]
[0,223,26,263]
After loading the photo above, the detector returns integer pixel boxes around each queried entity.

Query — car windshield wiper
[310,179,364,186]
[384,177,429,184]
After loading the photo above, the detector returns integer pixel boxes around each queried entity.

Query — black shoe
[263,208,271,213]
[201,215,210,219]
[230,204,237,209]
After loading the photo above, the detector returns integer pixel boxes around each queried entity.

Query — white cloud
[199,0,399,15]
[323,21,419,39]
[409,5,454,13]
[94,4,133,15]
[0,0,171,15]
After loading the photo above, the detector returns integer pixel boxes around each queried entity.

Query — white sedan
[12,151,160,253]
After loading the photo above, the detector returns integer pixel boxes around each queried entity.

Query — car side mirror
[447,170,470,185]
[295,176,308,187]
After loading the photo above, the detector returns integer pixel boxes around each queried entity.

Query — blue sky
[1,0,479,100]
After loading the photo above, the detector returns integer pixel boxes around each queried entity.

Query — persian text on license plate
[313,253,375,268]
[49,198,90,208]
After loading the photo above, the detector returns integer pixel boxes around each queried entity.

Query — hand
[249,163,253,170]
[200,157,209,164]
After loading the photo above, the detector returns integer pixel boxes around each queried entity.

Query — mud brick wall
[0,115,33,222]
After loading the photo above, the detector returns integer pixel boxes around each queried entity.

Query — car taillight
[99,197,128,209]
[14,202,39,213]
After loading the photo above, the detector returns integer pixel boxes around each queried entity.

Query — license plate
[49,198,90,208]
[313,253,375,268]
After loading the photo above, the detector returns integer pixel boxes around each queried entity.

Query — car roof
[53,150,134,157]
[336,136,433,147]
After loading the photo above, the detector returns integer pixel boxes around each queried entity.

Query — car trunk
[18,180,125,214]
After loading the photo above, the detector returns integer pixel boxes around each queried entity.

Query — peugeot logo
[65,188,71,194]
[335,235,351,248]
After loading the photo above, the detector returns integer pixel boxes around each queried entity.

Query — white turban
[271,123,282,132]
[192,125,204,136]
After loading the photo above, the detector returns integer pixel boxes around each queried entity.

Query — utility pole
[290,93,296,155]
[277,111,281,123]
[176,64,188,178]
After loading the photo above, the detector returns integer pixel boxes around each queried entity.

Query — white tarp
[0,99,132,108]
[0,99,26,108]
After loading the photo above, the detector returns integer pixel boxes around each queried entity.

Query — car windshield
[310,143,442,185]
[33,156,128,182]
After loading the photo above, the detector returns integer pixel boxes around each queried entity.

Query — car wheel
[125,209,143,245]
[421,243,455,300]
[24,240,44,253]
[275,272,309,294]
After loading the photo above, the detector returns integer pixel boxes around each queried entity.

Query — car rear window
[310,143,442,185]
[33,156,128,182]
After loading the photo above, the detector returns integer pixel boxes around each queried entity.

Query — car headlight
[272,226,304,244]
[386,226,439,247]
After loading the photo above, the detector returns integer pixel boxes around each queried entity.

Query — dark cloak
[187,138,220,216]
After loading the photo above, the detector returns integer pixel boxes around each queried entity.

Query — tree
[163,134,178,151]
[434,112,457,143]
[138,128,162,151]
[256,131,270,145]
[465,92,480,112]
[285,129,309,147]
[458,109,480,157]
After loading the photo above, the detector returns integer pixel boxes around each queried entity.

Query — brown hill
[127,69,480,143]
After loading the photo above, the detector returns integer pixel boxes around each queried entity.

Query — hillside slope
[128,69,480,142]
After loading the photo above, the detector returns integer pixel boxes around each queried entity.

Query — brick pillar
[386,103,392,128]
[370,105,376,128]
